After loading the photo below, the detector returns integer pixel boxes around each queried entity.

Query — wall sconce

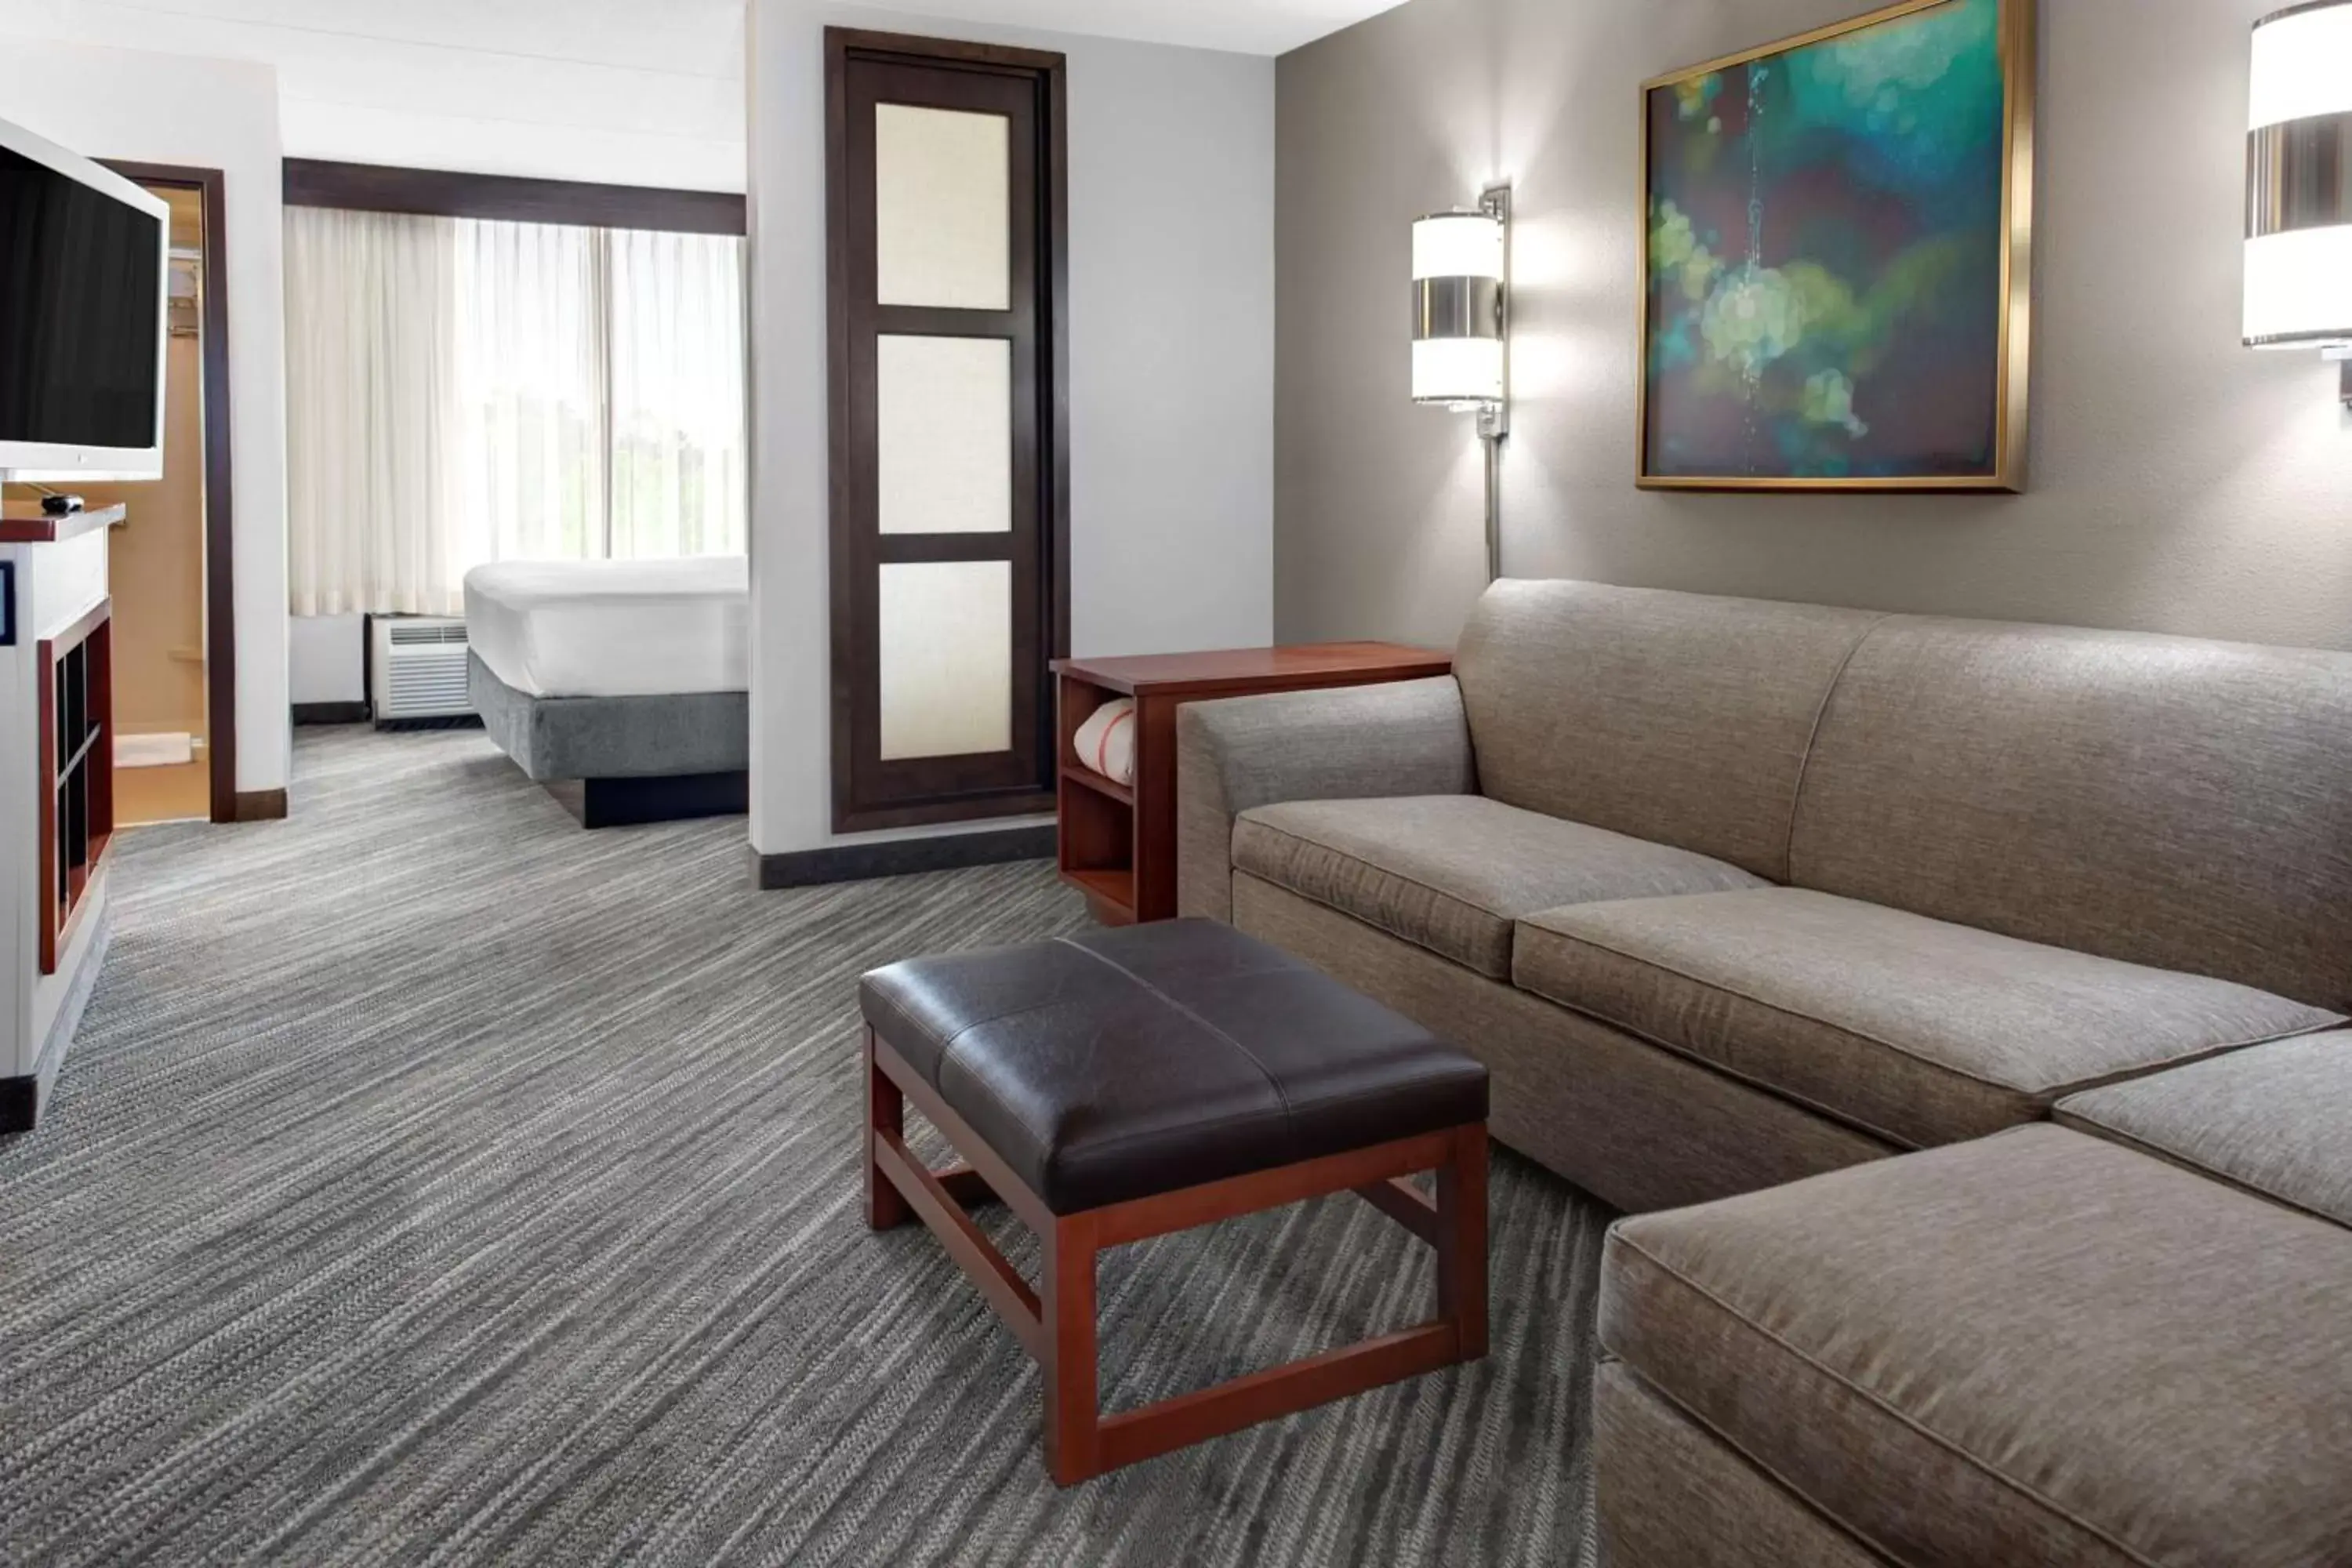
[2245,0,2352,403]
[1413,186,1511,580]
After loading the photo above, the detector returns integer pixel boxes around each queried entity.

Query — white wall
[1274,0,2352,655]
[0,0,746,190]
[0,39,292,797]
[289,614,365,707]
[746,2,1275,855]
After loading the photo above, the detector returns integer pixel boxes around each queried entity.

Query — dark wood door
[826,30,1069,834]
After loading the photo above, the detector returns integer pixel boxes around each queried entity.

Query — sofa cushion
[2057,1030,2352,1227]
[1232,872,1897,1214]
[1514,887,2341,1149]
[1788,615,2352,1011]
[1601,1126,2352,1568]
[1454,579,1883,880]
[1232,796,1765,979]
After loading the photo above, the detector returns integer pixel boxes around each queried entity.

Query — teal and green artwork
[1639,0,2031,489]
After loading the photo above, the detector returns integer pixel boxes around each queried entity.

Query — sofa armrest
[1176,675,1475,921]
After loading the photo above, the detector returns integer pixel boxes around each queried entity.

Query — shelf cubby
[39,599,113,975]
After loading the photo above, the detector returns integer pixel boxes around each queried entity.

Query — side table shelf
[38,597,114,975]
[1052,642,1454,925]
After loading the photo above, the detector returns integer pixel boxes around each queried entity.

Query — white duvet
[463,557,750,699]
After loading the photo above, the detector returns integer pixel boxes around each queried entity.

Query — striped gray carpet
[0,725,1610,1566]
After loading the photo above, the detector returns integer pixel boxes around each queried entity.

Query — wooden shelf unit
[1053,643,1454,926]
[38,599,114,975]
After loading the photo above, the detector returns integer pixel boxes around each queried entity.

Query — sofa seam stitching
[1236,817,1514,976]
[1530,989,1922,1149]
[1238,814,1764,978]
[1523,923,2032,1101]
[1609,1231,2170,1568]
[2049,1020,2343,1098]
[2048,1107,2352,1229]
[1782,615,1890,887]
[1522,922,2333,1102]
[1239,869,1911,1151]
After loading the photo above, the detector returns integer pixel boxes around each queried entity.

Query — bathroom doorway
[79,164,236,825]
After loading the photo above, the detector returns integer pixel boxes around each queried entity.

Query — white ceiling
[0,0,1401,190]
[0,0,750,188]
[832,0,1411,55]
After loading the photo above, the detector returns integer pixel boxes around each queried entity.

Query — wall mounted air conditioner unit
[368,615,474,725]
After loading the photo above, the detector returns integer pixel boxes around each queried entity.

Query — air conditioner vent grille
[387,620,469,647]
[370,615,475,721]
[388,655,471,710]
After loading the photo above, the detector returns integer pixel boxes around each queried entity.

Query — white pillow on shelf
[1072,698,1137,786]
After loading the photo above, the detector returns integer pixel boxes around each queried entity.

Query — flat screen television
[0,114,169,481]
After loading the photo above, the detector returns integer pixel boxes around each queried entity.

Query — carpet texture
[0,726,1610,1566]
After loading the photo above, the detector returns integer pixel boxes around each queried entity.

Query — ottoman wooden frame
[863,1025,1489,1486]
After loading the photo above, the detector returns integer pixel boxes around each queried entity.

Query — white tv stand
[0,497,121,1132]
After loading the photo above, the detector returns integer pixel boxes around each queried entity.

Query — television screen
[0,143,165,453]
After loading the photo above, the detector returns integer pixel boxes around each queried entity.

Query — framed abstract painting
[1639,0,2034,490]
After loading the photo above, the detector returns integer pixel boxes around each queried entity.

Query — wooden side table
[1052,643,1454,924]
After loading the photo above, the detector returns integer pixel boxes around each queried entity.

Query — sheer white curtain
[285,211,747,615]
[609,228,748,558]
[455,220,608,567]
[284,207,463,615]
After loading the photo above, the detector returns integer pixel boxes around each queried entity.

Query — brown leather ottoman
[858,918,1491,1485]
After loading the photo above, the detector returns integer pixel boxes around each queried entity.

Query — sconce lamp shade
[1412,209,1507,406]
[1413,213,1505,282]
[2245,0,2352,348]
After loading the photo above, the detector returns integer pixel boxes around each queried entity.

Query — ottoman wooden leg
[1438,1124,1489,1359]
[1042,1214,1102,1485]
[865,1028,911,1231]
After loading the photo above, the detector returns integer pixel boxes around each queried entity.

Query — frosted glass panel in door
[875,104,1010,310]
[878,561,1013,759]
[877,335,1011,535]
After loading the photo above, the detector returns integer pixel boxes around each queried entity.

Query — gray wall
[747,2,1275,855]
[1276,0,2352,652]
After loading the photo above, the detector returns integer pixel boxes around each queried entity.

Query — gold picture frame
[1635,0,2036,491]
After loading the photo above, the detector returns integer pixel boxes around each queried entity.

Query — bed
[464,557,750,828]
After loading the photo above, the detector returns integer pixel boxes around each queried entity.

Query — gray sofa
[1176,579,2352,1566]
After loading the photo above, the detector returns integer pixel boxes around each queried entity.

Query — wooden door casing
[826,30,1071,834]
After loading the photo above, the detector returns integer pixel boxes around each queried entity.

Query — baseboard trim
[3,909,111,1134]
[757,825,1056,890]
[226,788,289,823]
[292,701,370,724]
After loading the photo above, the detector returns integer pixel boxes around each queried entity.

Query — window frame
[282,161,746,238]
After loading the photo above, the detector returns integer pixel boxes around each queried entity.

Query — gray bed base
[469,652,749,828]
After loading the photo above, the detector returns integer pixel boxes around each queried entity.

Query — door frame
[98,161,239,825]
[823,27,1072,835]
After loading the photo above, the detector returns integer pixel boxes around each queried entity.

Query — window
[286,205,746,619]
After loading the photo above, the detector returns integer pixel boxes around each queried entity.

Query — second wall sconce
[1413,186,1512,580]
[2245,0,2352,402]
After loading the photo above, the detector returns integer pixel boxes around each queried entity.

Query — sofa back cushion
[1454,580,1881,880]
[1790,617,2352,1011]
